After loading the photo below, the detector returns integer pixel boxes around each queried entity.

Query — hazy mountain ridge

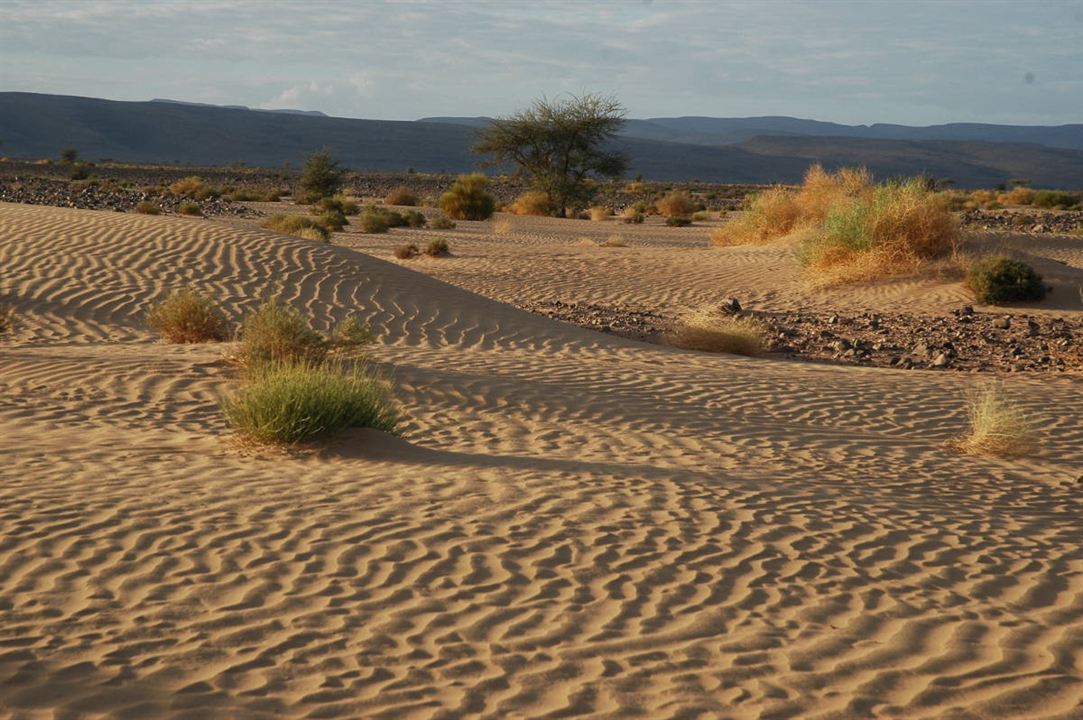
[2,93,1081,187]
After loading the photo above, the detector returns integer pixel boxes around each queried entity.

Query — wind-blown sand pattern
[2,202,1082,719]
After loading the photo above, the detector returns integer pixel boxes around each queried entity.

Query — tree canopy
[473,94,628,216]
[299,149,344,200]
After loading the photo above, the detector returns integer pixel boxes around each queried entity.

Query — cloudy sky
[1,0,1081,125]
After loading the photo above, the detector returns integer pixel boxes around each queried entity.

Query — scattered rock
[721,297,742,313]
[992,317,1011,330]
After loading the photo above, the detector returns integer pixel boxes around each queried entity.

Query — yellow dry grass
[953,384,1037,456]
[668,308,766,356]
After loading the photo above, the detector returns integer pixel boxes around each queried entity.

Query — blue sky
[1,0,1080,125]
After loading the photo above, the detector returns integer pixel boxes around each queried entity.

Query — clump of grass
[953,384,1037,456]
[169,176,207,198]
[401,209,427,228]
[261,214,331,241]
[713,187,801,245]
[440,173,496,220]
[430,214,456,229]
[385,186,418,206]
[966,255,1047,304]
[1032,190,1079,210]
[997,187,1035,206]
[359,210,390,234]
[620,206,644,224]
[509,191,552,216]
[669,308,766,356]
[692,211,713,222]
[146,288,229,343]
[220,360,399,445]
[665,216,692,227]
[134,201,160,215]
[395,243,420,259]
[589,206,611,221]
[177,202,203,217]
[657,191,696,218]
[316,195,360,216]
[424,238,450,257]
[239,299,330,366]
[796,178,959,284]
[603,234,627,247]
[0,303,16,336]
[317,210,348,232]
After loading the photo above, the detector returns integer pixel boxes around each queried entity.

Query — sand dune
[2,202,1082,718]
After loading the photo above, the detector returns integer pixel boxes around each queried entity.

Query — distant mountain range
[2,92,1081,188]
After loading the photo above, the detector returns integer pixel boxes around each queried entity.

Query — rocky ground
[0,176,261,217]
[960,209,1083,234]
[526,299,1081,373]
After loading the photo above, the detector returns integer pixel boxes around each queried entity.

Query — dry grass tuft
[169,176,207,197]
[712,187,802,246]
[508,191,552,216]
[177,202,203,217]
[953,384,1037,456]
[657,191,696,218]
[261,214,331,241]
[134,201,160,215]
[440,173,496,220]
[603,234,627,247]
[146,288,229,343]
[384,186,418,206]
[395,243,420,260]
[668,308,766,356]
[589,206,612,221]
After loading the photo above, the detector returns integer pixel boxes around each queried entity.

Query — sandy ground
[1,201,1082,719]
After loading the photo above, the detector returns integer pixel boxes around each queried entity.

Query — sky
[1,0,1081,126]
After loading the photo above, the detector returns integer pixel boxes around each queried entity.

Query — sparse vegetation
[620,206,644,224]
[359,210,390,233]
[177,202,203,217]
[146,288,229,343]
[424,238,450,257]
[713,187,802,245]
[669,309,766,356]
[430,214,456,230]
[134,201,161,215]
[966,255,1047,304]
[299,149,345,200]
[665,216,692,227]
[603,234,627,247]
[954,384,1037,456]
[261,214,332,241]
[238,298,372,366]
[657,191,696,218]
[385,186,418,206]
[169,176,207,197]
[692,211,713,222]
[59,147,78,164]
[220,360,399,445]
[316,195,360,216]
[316,210,348,232]
[589,206,612,221]
[1032,190,1079,210]
[440,173,496,220]
[395,243,420,259]
[509,191,553,216]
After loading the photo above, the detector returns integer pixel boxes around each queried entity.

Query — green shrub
[424,238,450,257]
[299,150,344,200]
[177,202,203,217]
[317,210,348,232]
[665,216,692,227]
[692,211,712,222]
[146,288,229,343]
[359,211,390,234]
[220,361,399,445]
[331,315,376,349]
[240,299,329,366]
[316,195,360,215]
[966,255,1047,304]
[261,214,331,241]
[1032,190,1078,209]
[439,173,496,220]
[385,186,418,206]
[401,209,427,228]
[430,214,456,229]
[134,201,160,215]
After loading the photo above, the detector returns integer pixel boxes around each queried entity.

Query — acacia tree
[299,149,344,200]
[473,93,628,217]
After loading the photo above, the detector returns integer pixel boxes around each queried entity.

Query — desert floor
[2,201,1082,719]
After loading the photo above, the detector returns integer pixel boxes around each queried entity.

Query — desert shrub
[299,150,344,200]
[261,214,331,241]
[603,234,627,247]
[657,191,696,218]
[936,190,969,212]
[146,288,229,343]
[796,178,959,283]
[177,202,203,217]
[1032,190,1078,209]
[239,298,329,366]
[331,315,376,349]
[316,195,360,215]
[439,173,496,220]
[169,176,206,197]
[669,309,766,356]
[953,384,1036,456]
[692,211,713,222]
[997,187,1035,206]
[134,201,160,215]
[620,206,645,224]
[401,209,427,228]
[665,216,692,227]
[509,190,552,216]
[713,187,801,245]
[384,186,418,206]
[317,210,348,232]
[424,238,450,257]
[968,189,997,208]
[395,243,420,259]
[589,206,612,221]
[359,210,390,234]
[795,165,871,222]
[221,360,398,445]
[0,303,16,335]
[68,163,90,180]
[430,214,456,229]
[966,255,1047,304]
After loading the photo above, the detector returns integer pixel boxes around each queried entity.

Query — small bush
[317,210,348,232]
[385,186,418,206]
[954,384,1036,456]
[657,191,696,218]
[401,209,427,228]
[1032,190,1078,209]
[620,206,645,224]
[430,214,456,229]
[395,243,420,259]
[146,288,229,343]
[997,187,1035,206]
[169,176,206,197]
[177,202,203,217]
[134,201,160,215]
[239,298,329,366]
[692,211,712,222]
[966,255,1047,304]
[665,216,692,227]
[440,173,496,220]
[316,195,360,216]
[669,309,766,356]
[589,206,612,221]
[509,191,552,216]
[299,150,344,200]
[603,234,627,247]
[424,238,450,257]
[713,187,801,245]
[221,361,399,445]
[359,211,390,234]
[261,214,331,241]
[331,315,376,350]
